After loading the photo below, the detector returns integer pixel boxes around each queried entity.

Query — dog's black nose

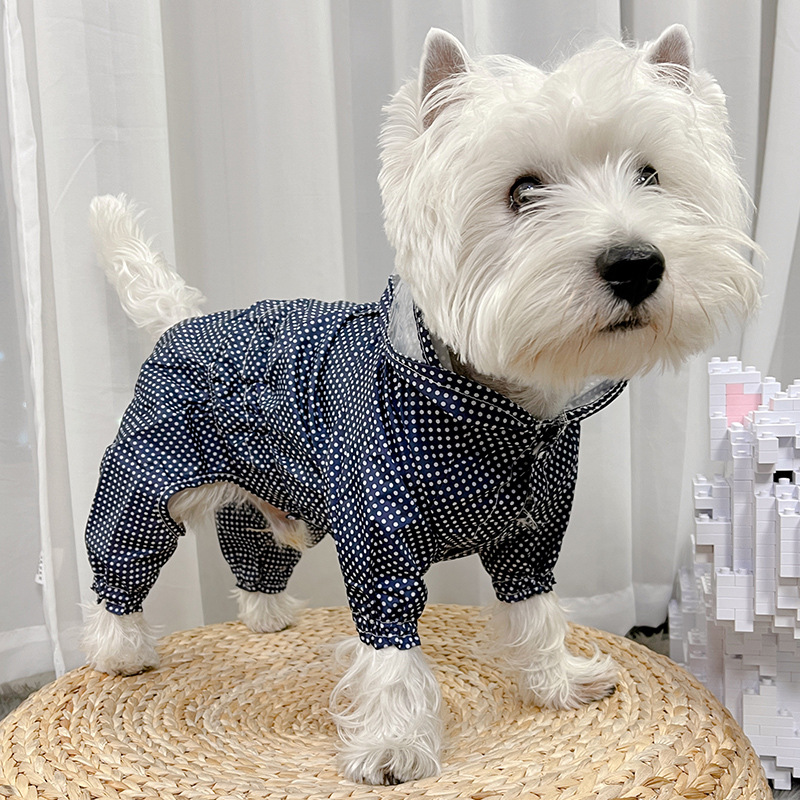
[596,243,665,307]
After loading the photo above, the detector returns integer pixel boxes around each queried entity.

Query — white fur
[81,602,160,675]
[81,589,305,672]
[89,194,206,340]
[490,593,617,709]
[330,638,443,785]
[168,481,313,551]
[233,588,305,633]
[380,29,760,416]
[85,26,761,785]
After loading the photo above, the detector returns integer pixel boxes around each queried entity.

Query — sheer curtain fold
[744,0,800,381]
[0,1,784,680]
[1,0,55,683]
[33,0,208,650]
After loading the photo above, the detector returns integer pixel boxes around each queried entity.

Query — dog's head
[379,26,760,396]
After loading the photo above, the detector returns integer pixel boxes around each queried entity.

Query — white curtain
[0,0,789,683]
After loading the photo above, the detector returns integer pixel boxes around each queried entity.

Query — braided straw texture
[1,605,768,799]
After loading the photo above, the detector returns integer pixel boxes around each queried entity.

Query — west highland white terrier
[83,25,759,784]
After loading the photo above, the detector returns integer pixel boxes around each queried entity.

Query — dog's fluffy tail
[89,194,205,340]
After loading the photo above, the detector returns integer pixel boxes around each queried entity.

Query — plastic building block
[670,358,800,787]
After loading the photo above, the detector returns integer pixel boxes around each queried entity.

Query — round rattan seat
[0,604,769,799]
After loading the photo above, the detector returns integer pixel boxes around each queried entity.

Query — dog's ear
[419,28,470,129]
[645,24,694,88]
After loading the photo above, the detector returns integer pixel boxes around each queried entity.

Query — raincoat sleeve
[329,436,437,650]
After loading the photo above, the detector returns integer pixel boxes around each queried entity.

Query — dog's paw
[330,638,442,784]
[339,743,440,785]
[81,605,160,675]
[525,650,618,710]
[89,648,159,676]
[233,588,305,633]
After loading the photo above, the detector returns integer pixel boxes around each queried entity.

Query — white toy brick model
[670,357,800,790]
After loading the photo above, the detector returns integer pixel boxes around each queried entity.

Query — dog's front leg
[492,592,617,709]
[330,638,442,784]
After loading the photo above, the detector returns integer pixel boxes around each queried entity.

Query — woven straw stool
[1,604,769,799]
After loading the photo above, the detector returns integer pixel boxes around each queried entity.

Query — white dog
[82,26,759,784]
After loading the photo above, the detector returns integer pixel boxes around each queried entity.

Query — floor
[0,671,54,720]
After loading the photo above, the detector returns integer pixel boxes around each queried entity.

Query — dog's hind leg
[490,592,618,709]
[232,587,305,633]
[81,602,160,676]
[83,454,185,675]
[184,487,309,632]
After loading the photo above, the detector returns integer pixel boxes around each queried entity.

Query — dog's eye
[636,165,659,187]
[510,176,545,209]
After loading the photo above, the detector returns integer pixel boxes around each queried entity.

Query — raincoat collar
[380,276,626,433]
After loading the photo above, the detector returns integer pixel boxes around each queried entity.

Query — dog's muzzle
[595,243,665,307]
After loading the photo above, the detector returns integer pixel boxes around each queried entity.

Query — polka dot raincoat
[86,277,625,650]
